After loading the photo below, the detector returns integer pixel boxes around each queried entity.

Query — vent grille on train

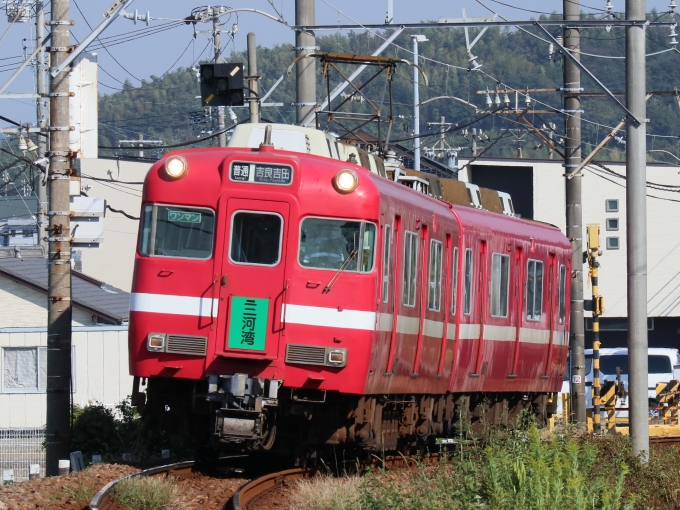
[285,344,326,366]
[166,335,207,356]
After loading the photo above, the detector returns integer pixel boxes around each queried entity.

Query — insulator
[495,93,501,106]
[525,93,531,106]
[18,135,27,152]
[671,0,677,13]
[503,93,510,106]
[606,0,613,13]
[485,90,492,107]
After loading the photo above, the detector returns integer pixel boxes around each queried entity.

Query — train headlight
[164,156,188,180]
[147,333,166,352]
[332,169,358,194]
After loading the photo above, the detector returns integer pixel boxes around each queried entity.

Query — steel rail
[228,467,318,510]
[227,451,443,509]
[89,460,195,510]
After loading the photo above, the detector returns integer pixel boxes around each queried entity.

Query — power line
[72,1,143,83]
[106,204,139,220]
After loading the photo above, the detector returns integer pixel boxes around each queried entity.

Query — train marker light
[164,156,188,180]
[328,349,346,366]
[147,333,166,352]
[332,169,358,194]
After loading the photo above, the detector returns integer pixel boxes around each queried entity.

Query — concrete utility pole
[46,0,72,476]
[295,0,316,124]
[563,0,586,426]
[626,0,650,462]
[212,7,227,147]
[247,32,260,123]
[412,35,427,171]
[35,0,47,253]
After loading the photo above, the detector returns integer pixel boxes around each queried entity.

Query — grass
[111,476,184,510]
[289,425,680,510]
[65,478,100,503]
[289,476,363,510]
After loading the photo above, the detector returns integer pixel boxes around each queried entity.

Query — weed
[288,476,362,510]
[111,476,183,510]
[65,478,99,503]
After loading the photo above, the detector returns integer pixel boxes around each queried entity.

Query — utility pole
[626,0,649,462]
[46,0,72,476]
[564,0,586,426]
[212,6,227,147]
[247,32,260,123]
[295,0,316,125]
[411,35,427,171]
[35,0,47,253]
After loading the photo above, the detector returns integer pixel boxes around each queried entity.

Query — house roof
[0,257,130,324]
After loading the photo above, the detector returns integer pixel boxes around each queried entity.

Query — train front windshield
[140,204,215,259]
[299,218,376,272]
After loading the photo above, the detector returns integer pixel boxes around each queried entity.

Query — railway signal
[200,63,245,108]
[587,224,604,433]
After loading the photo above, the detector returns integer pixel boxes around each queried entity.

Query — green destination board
[227,296,269,351]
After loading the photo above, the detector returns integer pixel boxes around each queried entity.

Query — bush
[71,397,192,464]
[301,427,636,510]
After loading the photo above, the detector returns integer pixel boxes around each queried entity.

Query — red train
[129,125,571,454]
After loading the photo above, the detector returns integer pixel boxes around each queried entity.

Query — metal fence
[0,428,45,482]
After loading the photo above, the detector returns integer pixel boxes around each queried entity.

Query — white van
[556,348,680,416]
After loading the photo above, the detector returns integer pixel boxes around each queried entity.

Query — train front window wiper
[322,248,358,293]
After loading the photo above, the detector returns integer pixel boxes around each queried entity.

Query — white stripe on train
[130,294,567,346]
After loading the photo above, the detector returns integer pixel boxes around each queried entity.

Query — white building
[0,255,132,428]
[77,157,150,292]
[458,156,680,348]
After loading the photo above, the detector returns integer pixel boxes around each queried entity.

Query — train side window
[428,240,443,311]
[463,248,473,315]
[382,225,391,303]
[230,211,283,266]
[451,247,459,314]
[558,264,567,324]
[526,259,544,321]
[490,253,510,318]
[403,231,418,307]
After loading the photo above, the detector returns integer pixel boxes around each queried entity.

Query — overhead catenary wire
[98,118,249,150]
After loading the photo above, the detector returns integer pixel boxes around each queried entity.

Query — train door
[386,216,401,373]
[508,246,524,377]
[412,225,429,375]
[215,198,289,360]
[541,253,557,377]
[471,240,487,376]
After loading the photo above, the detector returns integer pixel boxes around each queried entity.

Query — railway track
[228,451,446,509]
[89,460,196,510]
[87,436,680,510]
[87,451,443,510]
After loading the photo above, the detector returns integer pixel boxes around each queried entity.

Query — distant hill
[96,11,680,165]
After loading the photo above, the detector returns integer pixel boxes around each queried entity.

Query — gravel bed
[0,463,136,510]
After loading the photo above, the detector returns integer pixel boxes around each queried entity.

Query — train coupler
[207,374,281,448]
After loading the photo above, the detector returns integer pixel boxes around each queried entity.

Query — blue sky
[0,0,673,128]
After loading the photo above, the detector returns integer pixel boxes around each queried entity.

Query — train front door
[216,198,290,360]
